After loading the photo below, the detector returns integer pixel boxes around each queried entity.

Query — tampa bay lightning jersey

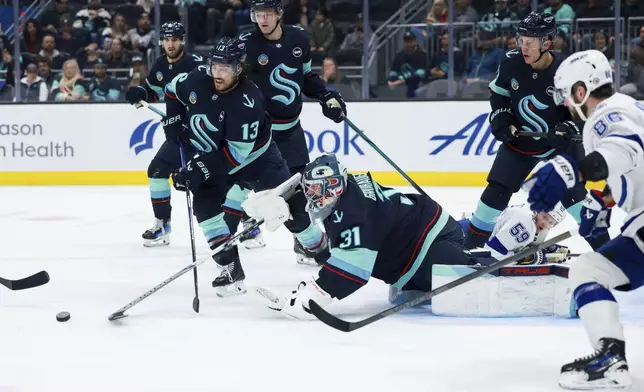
[238,26,327,128]
[165,68,272,176]
[315,173,447,300]
[144,52,205,101]
[489,50,571,155]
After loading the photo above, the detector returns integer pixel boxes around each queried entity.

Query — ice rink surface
[0,185,642,392]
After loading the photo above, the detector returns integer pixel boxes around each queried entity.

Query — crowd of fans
[0,0,642,101]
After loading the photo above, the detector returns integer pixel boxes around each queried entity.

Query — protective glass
[210,63,236,78]
[303,177,343,212]
[517,35,542,49]
[553,87,566,106]
[252,10,278,23]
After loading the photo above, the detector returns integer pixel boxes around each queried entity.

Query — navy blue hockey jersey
[165,68,272,176]
[144,52,205,101]
[316,173,451,300]
[239,26,327,131]
[488,50,572,156]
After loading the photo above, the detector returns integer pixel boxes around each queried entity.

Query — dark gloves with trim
[489,107,518,143]
[171,157,210,192]
[125,85,148,106]
[547,120,582,150]
[319,91,347,123]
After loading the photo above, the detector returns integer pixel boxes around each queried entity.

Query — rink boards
[0,101,603,186]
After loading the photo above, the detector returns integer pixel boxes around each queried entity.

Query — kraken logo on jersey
[269,64,301,105]
[518,95,549,134]
[189,114,219,153]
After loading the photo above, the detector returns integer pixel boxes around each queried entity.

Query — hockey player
[523,49,643,389]
[125,22,204,247]
[459,202,571,264]
[464,11,592,250]
[237,0,347,264]
[165,37,328,296]
[247,153,492,319]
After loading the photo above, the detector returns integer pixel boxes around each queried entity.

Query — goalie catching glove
[255,279,332,320]
[242,189,291,232]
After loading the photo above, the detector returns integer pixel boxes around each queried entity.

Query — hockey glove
[161,113,189,144]
[125,85,148,106]
[241,189,291,232]
[522,155,579,213]
[171,157,210,192]
[579,189,613,240]
[319,91,347,123]
[517,244,570,265]
[547,121,582,150]
[255,279,332,321]
[489,107,518,143]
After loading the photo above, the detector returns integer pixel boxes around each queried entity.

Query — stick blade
[1,270,50,290]
[308,300,353,332]
[108,311,128,321]
[192,297,200,313]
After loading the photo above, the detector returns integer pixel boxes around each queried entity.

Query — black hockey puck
[56,311,70,322]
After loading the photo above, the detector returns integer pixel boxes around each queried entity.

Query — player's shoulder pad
[186,52,205,66]
[283,24,310,43]
[236,79,264,111]
[166,68,206,102]
[500,48,522,64]
[236,27,256,42]
[585,93,644,138]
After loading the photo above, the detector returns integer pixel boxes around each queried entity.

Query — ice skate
[142,218,171,247]
[211,246,246,297]
[294,235,329,266]
[559,338,631,390]
[239,219,266,249]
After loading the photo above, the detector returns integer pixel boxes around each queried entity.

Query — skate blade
[143,236,170,247]
[255,286,286,310]
[242,238,266,250]
[295,254,320,267]
[214,281,247,298]
[559,369,632,390]
[108,312,128,321]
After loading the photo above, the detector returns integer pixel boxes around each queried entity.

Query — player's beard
[166,46,183,60]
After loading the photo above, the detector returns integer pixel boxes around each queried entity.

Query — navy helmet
[159,21,186,44]
[250,0,283,23]
[517,11,557,39]
[302,153,348,213]
[208,37,247,74]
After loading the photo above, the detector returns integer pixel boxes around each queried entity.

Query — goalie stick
[108,219,264,321]
[0,271,50,291]
[137,101,201,313]
[308,229,576,332]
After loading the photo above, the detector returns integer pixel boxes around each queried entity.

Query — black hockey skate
[239,218,266,249]
[211,246,246,297]
[142,218,171,247]
[294,236,329,266]
[559,338,631,390]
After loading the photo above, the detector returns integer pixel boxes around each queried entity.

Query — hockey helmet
[547,202,567,226]
[553,49,613,121]
[302,153,348,213]
[250,0,283,23]
[517,11,557,39]
[208,37,247,76]
[158,22,186,44]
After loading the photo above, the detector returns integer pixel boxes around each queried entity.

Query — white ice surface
[0,186,642,392]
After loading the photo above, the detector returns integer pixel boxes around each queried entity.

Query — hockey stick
[515,130,583,141]
[0,271,50,291]
[108,219,264,321]
[308,229,576,332]
[342,116,428,197]
[138,101,201,313]
[179,141,200,314]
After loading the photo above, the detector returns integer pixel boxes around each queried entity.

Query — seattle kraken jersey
[315,173,447,300]
[489,50,571,155]
[165,69,272,176]
[144,52,205,101]
[239,26,327,129]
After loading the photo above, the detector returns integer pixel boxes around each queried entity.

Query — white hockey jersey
[484,204,545,260]
[583,93,644,248]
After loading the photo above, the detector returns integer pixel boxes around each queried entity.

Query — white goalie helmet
[553,49,613,121]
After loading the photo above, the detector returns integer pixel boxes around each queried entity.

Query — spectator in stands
[283,0,317,27]
[130,54,146,78]
[509,0,532,20]
[0,78,13,101]
[427,0,448,24]
[321,57,343,85]
[20,19,43,54]
[576,0,612,18]
[620,28,644,97]
[454,0,479,28]
[594,30,615,67]
[623,0,644,20]
[58,18,85,57]
[387,31,428,98]
[38,33,66,70]
[79,47,102,71]
[128,12,157,53]
[506,35,518,51]
[137,0,155,13]
[552,30,570,58]
[463,30,503,84]
[0,41,16,87]
[51,58,87,101]
[110,14,132,49]
[428,31,465,81]
[218,0,251,38]
[631,25,644,45]
[544,0,575,35]
[334,25,363,65]
[40,0,74,32]
[87,62,120,101]
[479,0,518,46]
[104,38,130,70]
[308,8,334,64]
[37,56,54,89]
[73,2,111,44]
[17,64,48,102]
